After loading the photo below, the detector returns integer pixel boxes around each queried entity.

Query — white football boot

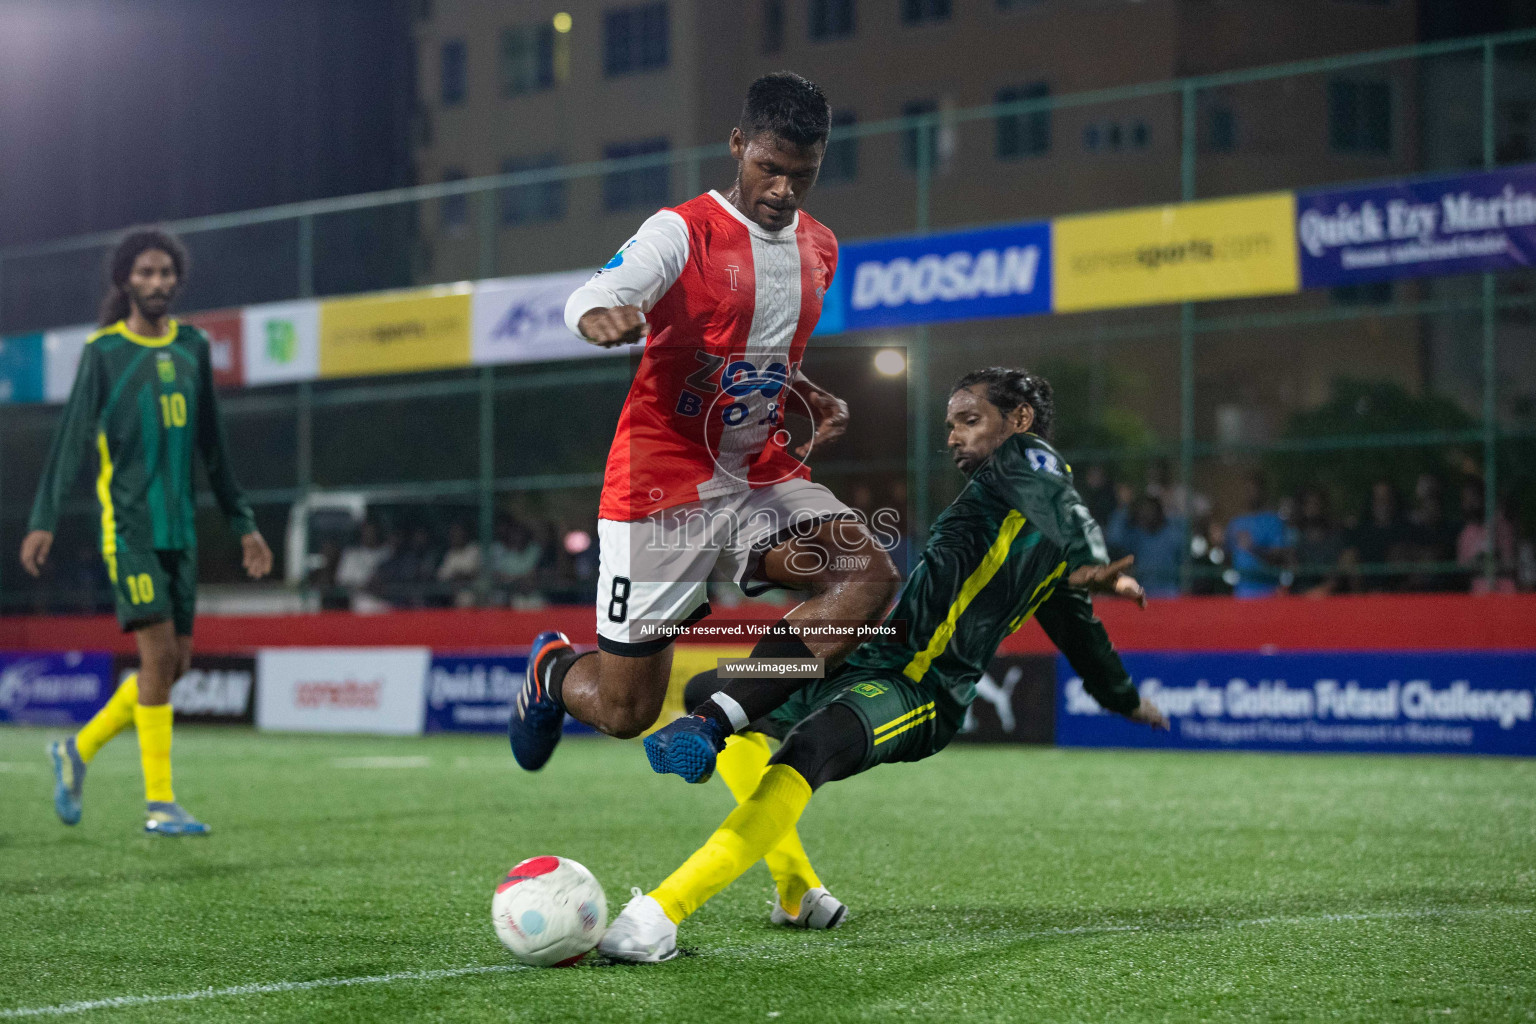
[770,887,848,929]
[598,889,679,962]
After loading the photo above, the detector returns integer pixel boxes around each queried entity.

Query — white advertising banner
[43,324,94,402]
[256,648,429,735]
[471,270,605,366]
[243,299,320,385]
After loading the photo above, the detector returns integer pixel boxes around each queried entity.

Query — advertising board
[256,648,429,735]
[0,651,113,726]
[1057,652,1536,756]
[319,286,472,379]
[1053,192,1298,311]
[1297,166,1536,288]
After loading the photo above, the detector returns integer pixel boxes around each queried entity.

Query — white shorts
[595,479,853,655]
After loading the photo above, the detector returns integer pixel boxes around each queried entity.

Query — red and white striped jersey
[564,190,838,522]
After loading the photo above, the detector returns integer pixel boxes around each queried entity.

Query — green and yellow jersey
[845,432,1140,723]
[28,320,255,580]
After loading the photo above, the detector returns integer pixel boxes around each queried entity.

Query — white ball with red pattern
[490,856,607,967]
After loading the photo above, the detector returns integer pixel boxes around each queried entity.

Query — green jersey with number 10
[28,320,255,576]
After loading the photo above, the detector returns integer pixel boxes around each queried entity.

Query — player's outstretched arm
[1035,587,1168,730]
[1067,555,1147,609]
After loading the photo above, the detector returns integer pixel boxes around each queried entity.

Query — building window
[500,24,559,96]
[440,169,468,233]
[441,39,467,106]
[821,110,859,182]
[809,0,855,40]
[995,82,1050,160]
[605,3,669,76]
[1329,78,1391,154]
[500,155,566,225]
[1207,104,1236,152]
[902,0,950,24]
[762,0,784,53]
[1082,121,1146,152]
[902,99,939,170]
[604,138,670,210]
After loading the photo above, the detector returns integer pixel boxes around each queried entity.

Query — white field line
[1,905,1529,1019]
[329,756,432,769]
[0,763,41,772]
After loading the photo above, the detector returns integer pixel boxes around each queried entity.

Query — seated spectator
[1106,494,1183,599]
[1455,484,1517,594]
[1403,475,1459,591]
[335,520,393,593]
[306,540,351,612]
[437,521,482,607]
[1341,479,1411,592]
[489,516,543,603]
[1291,488,1344,596]
[1226,472,1291,598]
[374,526,440,608]
[1079,464,1118,528]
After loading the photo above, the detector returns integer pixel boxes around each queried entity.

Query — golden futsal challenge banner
[1052,192,1299,312]
[318,285,473,378]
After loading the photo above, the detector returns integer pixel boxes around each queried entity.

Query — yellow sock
[716,733,823,915]
[75,673,139,763]
[651,763,812,925]
[134,702,175,804]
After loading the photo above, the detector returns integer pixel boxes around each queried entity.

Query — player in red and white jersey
[511,73,901,782]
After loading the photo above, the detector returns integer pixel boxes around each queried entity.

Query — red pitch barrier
[0,593,1532,654]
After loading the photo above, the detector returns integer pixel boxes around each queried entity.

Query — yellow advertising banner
[1052,192,1299,312]
[319,285,473,378]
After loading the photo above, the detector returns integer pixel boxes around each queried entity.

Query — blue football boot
[48,738,85,826]
[643,715,726,784]
[144,802,210,836]
[510,631,571,771]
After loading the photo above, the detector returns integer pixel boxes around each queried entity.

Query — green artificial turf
[0,726,1531,1022]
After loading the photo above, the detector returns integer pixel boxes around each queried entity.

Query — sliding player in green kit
[600,367,1170,960]
[21,230,273,836]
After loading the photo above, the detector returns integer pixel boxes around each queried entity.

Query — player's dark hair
[99,229,189,326]
[739,71,831,148]
[952,367,1056,440]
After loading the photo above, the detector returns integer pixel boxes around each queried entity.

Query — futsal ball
[491,856,607,967]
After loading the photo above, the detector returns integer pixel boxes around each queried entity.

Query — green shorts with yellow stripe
[107,544,198,636]
[764,668,963,774]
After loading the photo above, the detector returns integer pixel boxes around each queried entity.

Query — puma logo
[962,665,1023,734]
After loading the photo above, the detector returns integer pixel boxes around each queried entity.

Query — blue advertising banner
[1057,652,1536,756]
[1297,166,1536,288]
[0,333,45,404]
[425,655,593,734]
[0,651,114,726]
[834,220,1052,331]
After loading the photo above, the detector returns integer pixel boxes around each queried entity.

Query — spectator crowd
[306,513,599,612]
[1086,461,1536,598]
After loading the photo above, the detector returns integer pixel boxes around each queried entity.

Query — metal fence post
[910,113,934,545]
[1178,82,1198,593]
[1482,39,1499,589]
[685,150,702,202]
[477,188,497,281]
[298,215,315,299]
[478,365,496,601]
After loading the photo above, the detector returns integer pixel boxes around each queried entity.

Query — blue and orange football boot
[509,631,572,771]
